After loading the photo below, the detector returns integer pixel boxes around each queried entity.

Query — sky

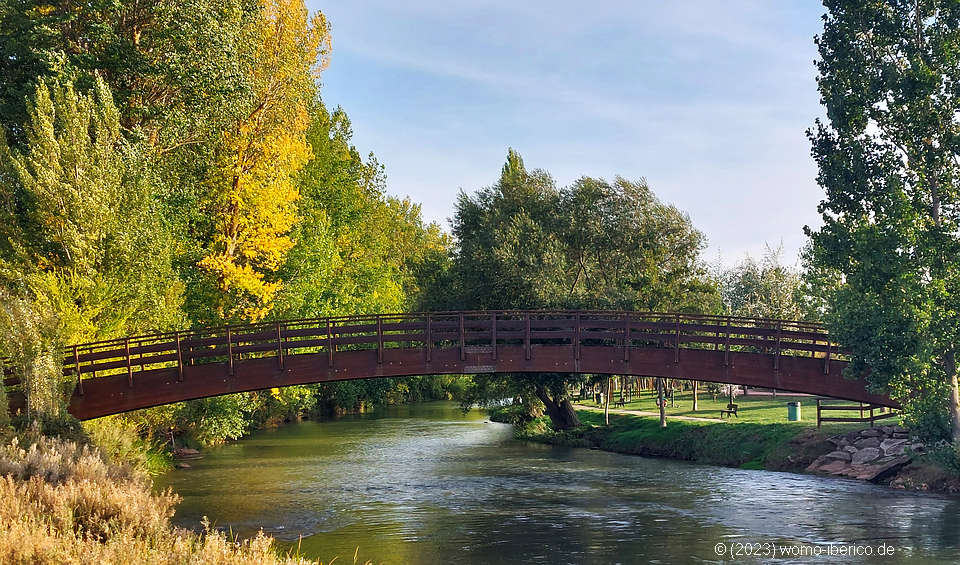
[307,1,828,267]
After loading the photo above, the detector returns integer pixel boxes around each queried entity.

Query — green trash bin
[787,401,801,421]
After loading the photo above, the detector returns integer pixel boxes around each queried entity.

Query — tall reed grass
[0,432,364,564]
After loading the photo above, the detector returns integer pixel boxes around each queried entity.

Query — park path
[573,404,723,422]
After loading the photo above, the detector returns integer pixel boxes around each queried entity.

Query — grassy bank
[509,409,832,471]
[581,389,874,425]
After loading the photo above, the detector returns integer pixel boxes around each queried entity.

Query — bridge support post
[724,318,731,367]
[276,323,284,369]
[327,320,334,368]
[774,322,781,371]
[377,316,383,364]
[524,313,531,360]
[74,345,83,396]
[623,313,630,362]
[674,314,680,363]
[426,315,432,362]
[175,332,183,382]
[491,313,497,360]
[125,338,133,388]
[226,328,234,376]
[824,340,831,375]
[575,313,581,360]
[459,313,465,361]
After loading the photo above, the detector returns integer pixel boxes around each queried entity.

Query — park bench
[720,403,738,418]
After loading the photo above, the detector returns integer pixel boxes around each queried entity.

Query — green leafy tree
[0,0,258,150]
[720,245,806,320]
[432,150,717,429]
[805,0,960,441]
[0,77,183,344]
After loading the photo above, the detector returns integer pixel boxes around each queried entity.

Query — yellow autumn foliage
[200,0,331,323]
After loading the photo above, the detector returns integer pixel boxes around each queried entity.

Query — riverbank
[493,407,960,494]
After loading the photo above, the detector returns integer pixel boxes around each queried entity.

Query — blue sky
[308,1,827,266]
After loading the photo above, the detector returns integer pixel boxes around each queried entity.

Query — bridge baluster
[426,315,432,362]
[125,338,133,388]
[459,313,465,362]
[74,345,83,396]
[276,323,284,369]
[774,322,781,371]
[524,313,531,360]
[623,314,630,362]
[724,318,731,367]
[175,332,183,382]
[575,313,581,360]
[327,320,334,368]
[491,313,497,360]
[377,316,383,364]
[824,339,831,375]
[226,328,234,376]
[674,314,680,363]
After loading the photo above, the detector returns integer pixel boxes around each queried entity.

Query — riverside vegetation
[0,425,369,564]
[491,391,960,494]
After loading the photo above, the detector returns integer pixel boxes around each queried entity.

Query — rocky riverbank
[502,408,960,495]
[805,425,921,481]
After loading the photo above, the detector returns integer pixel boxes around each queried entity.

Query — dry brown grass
[0,433,344,564]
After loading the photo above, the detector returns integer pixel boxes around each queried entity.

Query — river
[155,402,960,564]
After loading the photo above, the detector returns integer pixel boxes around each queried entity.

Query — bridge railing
[1,311,838,397]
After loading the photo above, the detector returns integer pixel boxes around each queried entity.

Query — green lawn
[575,389,896,429]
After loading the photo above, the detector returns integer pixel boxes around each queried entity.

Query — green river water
[155,402,960,564]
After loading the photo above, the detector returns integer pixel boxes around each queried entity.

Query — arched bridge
[4,311,896,420]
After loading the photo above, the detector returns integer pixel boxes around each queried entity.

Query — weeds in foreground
[0,433,367,564]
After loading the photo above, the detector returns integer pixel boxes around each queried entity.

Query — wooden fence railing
[816,399,899,428]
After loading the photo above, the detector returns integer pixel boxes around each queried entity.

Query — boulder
[892,432,909,439]
[819,460,851,475]
[825,450,852,462]
[854,437,881,449]
[880,438,909,456]
[855,455,911,481]
[173,447,201,458]
[859,428,883,437]
[851,447,881,464]
[843,445,857,454]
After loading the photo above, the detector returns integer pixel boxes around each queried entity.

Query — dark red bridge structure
[4,310,896,420]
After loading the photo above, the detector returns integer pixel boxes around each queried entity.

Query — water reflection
[156,402,960,564]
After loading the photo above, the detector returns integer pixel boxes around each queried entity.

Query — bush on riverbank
[0,431,347,564]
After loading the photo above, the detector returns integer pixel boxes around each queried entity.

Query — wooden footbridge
[3,310,896,420]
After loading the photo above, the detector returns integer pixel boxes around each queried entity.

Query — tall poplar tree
[198,0,330,322]
[806,0,960,441]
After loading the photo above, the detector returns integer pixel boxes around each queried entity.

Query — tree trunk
[946,351,960,443]
[656,377,666,428]
[604,376,611,425]
[692,380,698,411]
[535,385,580,430]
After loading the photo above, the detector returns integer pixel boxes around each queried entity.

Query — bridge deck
[3,311,895,420]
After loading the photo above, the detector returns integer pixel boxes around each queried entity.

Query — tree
[720,245,806,321]
[805,0,960,442]
[434,150,716,430]
[0,0,258,150]
[197,0,330,323]
[0,77,182,344]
